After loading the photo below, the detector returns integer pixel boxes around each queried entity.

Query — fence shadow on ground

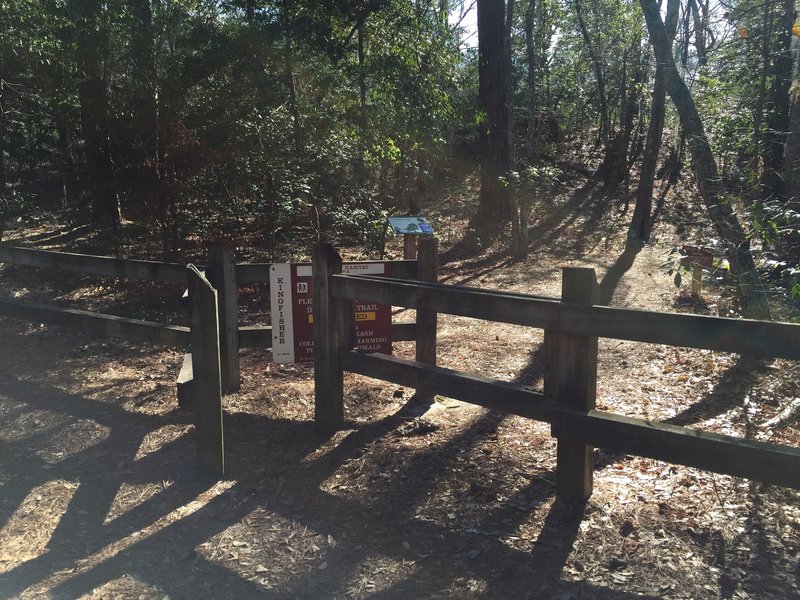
[0,373,660,599]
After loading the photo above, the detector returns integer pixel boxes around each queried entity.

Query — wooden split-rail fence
[1,241,799,499]
[0,241,437,475]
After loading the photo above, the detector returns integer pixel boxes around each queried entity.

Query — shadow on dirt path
[0,369,662,599]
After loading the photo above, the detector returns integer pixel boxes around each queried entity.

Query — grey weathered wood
[0,298,190,346]
[206,243,240,393]
[415,237,438,402]
[331,273,800,360]
[0,246,188,283]
[554,268,599,504]
[556,304,800,359]
[177,353,194,409]
[551,408,800,489]
[188,264,224,477]
[312,243,347,432]
[332,275,560,329]
[235,260,418,286]
[342,351,552,421]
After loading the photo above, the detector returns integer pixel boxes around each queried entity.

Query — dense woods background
[2,0,799,315]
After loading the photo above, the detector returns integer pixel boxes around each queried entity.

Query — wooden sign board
[682,246,714,268]
[270,262,393,363]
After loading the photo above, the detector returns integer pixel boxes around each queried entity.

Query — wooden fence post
[553,267,599,504]
[415,236,438,401]
[188,265,225,477]
[403,234,417,259]
[312,243,355,432]
[206,243,240,393]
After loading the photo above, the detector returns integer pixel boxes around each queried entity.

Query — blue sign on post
[387,216,434,235]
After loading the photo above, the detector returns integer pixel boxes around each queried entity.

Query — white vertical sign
[269,263,294,363]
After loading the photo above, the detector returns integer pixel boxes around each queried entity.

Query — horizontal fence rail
[0,246,188,284]
[0,298,190,347]
[0,246,420,287]
[331,274,800,360]
[551,408,800,489]
[332,275,560,329]
[342,351,552,421]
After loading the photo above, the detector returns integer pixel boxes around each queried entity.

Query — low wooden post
[552,267,599,504]
[312,243,355,432]
[415,236,438,401]
[188,265,224,477]
[206,243,240,393]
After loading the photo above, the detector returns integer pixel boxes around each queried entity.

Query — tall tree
[629,0,679,241]
[640,0,771,318]
[468,0,515,246]
[73,0,120,234]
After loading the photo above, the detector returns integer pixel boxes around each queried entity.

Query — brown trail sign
[269,262,393,363]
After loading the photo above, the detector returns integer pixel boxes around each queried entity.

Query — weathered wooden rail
[312,243,800,501]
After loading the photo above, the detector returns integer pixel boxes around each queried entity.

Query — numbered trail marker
[269,262,393,363]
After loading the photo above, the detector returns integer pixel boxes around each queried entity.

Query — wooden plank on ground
[0,246,188,283]
[551,408,800,489]
[341,351,553,422]
[0,298,190,347]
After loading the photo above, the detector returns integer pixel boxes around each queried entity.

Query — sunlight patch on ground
[103,480,173,525]
[133,424,191,462]
[76,573,167,599]
[24,479,235,594]
[0,479,79,573]
[302,429,356,463]
[194,511,328,592]
[0,405,71,443]
[34,419,111,464]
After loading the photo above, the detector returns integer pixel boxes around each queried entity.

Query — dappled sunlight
[33,420,111,464]
[133,424,191,462]
[76,573,168,599]
[23,480,236,596]
[0,405,71,444]
[0,479,79,574]
[103,480,173,525]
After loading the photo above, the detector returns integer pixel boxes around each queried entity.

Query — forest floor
[0,169,798,599]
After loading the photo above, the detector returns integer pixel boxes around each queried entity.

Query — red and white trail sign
[269,262,393,363]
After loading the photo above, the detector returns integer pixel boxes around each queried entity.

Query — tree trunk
[525,0,536,163]
[127,0,160,239]
[74,0,120,235]
[640,0,771,319]
[761,0,794,202]
[575,0,610,167]
[469,0,514,245]
[782,0,800,263]
[629,0,679,240]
